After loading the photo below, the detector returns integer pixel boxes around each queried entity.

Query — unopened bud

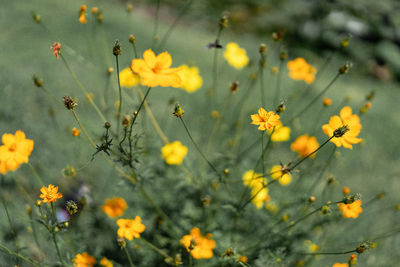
[33,76,43,87]
[323,97,332,106]
[129,34,136,44]
[63,96,77,110]
[97,12,104,23]
[259,43,266,55]
[219,15,228,28]
[26,205,32,215]
[341,36,351,48]
[222,248,234,257]
[321,205,331,215]
[91,7,98,14]
[230,81,239,93]
[113,40,121,56]
[173,103,184,117]
[280,50,288,61]
[122,115,131,127]
[309,196,316,203]
[276,102,286,114]
[33,13,41,23]
[35,200,42,207]
[107,67,114,75]
[104,122,111,129]
[117,237,126,248]
[339,62,352,74]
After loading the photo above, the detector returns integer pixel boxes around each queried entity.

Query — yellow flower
[116,216,145,240]
[73,252,96,267]
[267,122,290,142]
[287,57,316,84]
[332,263,348,267]
[78,5,87,24]
[101,197,128,218]
[239,256,248,263]
[100,257,113,267]
[223,42,249,69]
[0,130,34,174]
[250,108,280,131]
[177,64,203,93]
[265,202,279,214]
[242,170,264,187]
[161,141,188,165]
[180,227,216,259]
[270,165,292,186]
[131,49,181,88]
[119,67,140,88]
[290,134,319,158]
[72,127,81,137]
[304,240,319,252]
[242,170,269,208]
[338,200,362,219]
[39,184,63,203]
[322,106,362,149]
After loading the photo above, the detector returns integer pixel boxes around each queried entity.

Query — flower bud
[107,67,114,75]
[323,97,332,106]
[33,75,43,87]
[230,81,239,93]
[91,7,98,14]
[129,34,136,44]
[219,15,228,28]
[122,115,131,127]
[35,200,42,207]
[341,36,350,48]
[339,62,352,74]
[259,43,266,55]
[333,125,349,138]
[280,50,288,61]
[26,205,32,215]
[343,187,350,195]
[201,195,211,207]
[113,40,121,56]
[66,200,78,215]
[33,13,41,23]
[97,12,104,23]
[309,196,316,203]
[173,103,184,117]
[63,96,77,110]
[104,122,111,129]
[117,237,126,248]
[320,205,331,215]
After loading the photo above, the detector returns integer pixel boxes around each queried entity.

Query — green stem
[1,197,19,263]
[124,245,135,267]
[301,249,356,256]
[0,243,39,267]
[28,163,44,186]
[140,237,172,261]
[274,59,284,107]
[51,233,65,267]
[115,55,122,140]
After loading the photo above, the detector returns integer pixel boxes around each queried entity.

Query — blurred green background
[1,0,400,266]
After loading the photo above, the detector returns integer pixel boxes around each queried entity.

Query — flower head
[338,200,362,219]
[100,257,113,267]
[271,165,292,186]
[287,57,316,84]
[242,170,269,208]
[79,5,87,24]
[290,134,319,158]
[322,106,362,149]
[161,141,188,165]
[73,252,96,267]
[72,127,81,137]
[251,108,280,131]
[119,67,140,88]
[180,227,216,259]
[51,42,61,59]
[332,263,348,267]
[117,216,145,240]
[177,64,203,93]
[267,122,290,142]
[223,42,249,69]
[131,49,181,88]
[242,170,264,187]
[101,197,127,218]
[0,130,34,174]
[40,184,63,203]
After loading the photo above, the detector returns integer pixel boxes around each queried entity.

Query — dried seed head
[113,40,121,56]
[63,96,77,110]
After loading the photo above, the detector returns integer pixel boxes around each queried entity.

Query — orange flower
[100,257,113,267]
[322,106,362,149]
[101,197,127,218]
[51,42,61,59]
[79,5,87,24]
[72,127,81,137]
[40,184,63,203]
[332,263,348,267]
[251,108,280,131]
[117,216,145,240]
[73,252,96,267]
[0,130,34,174]
[290,134,319,158]
[287,57,316,84]
[338,200,362,219]
[131,49,181,88]
[180,227,216,259]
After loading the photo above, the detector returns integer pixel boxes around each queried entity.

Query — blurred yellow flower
[72,127,81,137]
[161,141,188,165]
[131,49,181,88]
[177,64,203,93]
[332,263,348,267]
[0,130,34,174]
[119,67,140,88]
[40,184,63,203]
[117,216,145,240]
[79,5,87,24]
[268,122,290,142]
[242,170,269,208]
[323,97,332,106]
[101,197,128,218]
[242,169,263,187]
[100,257,113,267]
[223,42,249,69]
[270,165,292,186]
[290,134,319,158]
[322,106,362,149]
[180,227,216,259]
[251,108,280,131]
[304,240,319,252]
[287,57,316,84]
[265,202,279,214]
[73,252,96,267]
[338,200,362,219]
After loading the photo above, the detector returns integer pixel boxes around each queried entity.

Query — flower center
[8,143,17,152]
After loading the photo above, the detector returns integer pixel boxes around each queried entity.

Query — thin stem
[115,55,122,140]
[308,146,337,194]
[274,60,284,107]
[140,237,172,261]
[51,233,65,267]
[71,110,96,148]
[28,163,44,186]
[60,54,107,123]
[261,131,265,176]
[1,197,19,262]
[0,243,39,267]
[123,246,135,267]
[301,249,357,256]
[131,43,138,59]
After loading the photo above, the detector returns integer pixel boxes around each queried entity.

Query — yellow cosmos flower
[161,141,188,165]
[101,197,128,219]
[242,170,269,209]
[73,252,96,267]
[177,64,203,93]
[131,49,181,88]
[0,130,34,174]
[332,263,348,267]
[100,257,113,267]
[116,216,145,240]
[287,57,316,84]
[322,106,362,149]
[267,122,290,142]
[242,170,264,187]
[78,5,87,24]
[180,227,216,259]
[223,42,249,69]
[119,67,140,88]
[290,134,319,158]
[338,200,362,219]
[39,184,63,203]
[270,165,292,186]
[251,108,280,131]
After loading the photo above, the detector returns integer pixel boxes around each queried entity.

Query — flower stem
[273,59,284,107]
[28,163,44,186]
[1,197,20,264]
[115,55,122,140]
[51,233,65,267]
[301,249,357,256]
[124,245,135,267]
[0,243,39,267]
[140,237,172,261]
